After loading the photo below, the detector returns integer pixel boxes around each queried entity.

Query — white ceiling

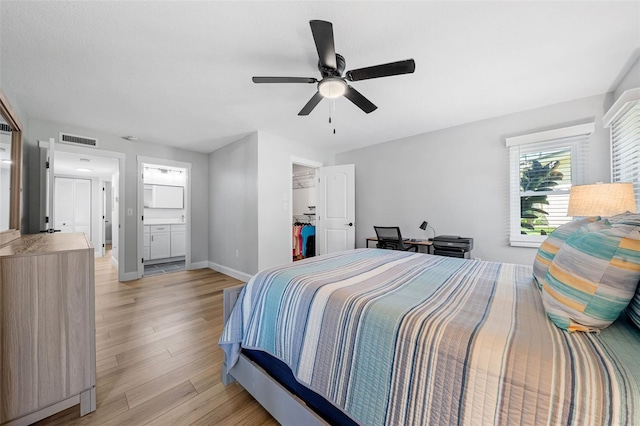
[54,150,119,180]
[1,1,638,155]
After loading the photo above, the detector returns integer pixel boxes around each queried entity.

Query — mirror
[0,87,23,246]
[144,184,184,209]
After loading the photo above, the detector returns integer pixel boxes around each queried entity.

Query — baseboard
[111,256,119,270]
[188,261,208,270]
[208,262,252,282]
[121,271,139,281]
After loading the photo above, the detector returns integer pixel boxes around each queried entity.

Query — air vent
[0,123,10,135]
[59,132,98,147]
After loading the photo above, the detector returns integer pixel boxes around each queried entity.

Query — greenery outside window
[506,123,594,248]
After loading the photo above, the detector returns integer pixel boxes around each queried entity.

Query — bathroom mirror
[144,184,184,209]
[0,88,23,246]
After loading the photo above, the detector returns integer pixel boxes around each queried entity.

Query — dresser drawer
[150,225,170,233]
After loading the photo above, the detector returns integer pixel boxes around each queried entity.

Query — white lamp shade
[567,182,637,217]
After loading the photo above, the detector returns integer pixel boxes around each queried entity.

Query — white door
[316,164,355,255]
[54,177,92,237]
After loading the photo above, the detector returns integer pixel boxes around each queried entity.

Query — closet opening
[292,163,318,262]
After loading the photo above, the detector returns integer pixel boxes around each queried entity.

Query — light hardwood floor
[35,251,277,425]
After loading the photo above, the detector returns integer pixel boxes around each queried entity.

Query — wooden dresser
[0,233,96,425]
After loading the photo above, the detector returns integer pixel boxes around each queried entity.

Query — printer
[432,235,474,259]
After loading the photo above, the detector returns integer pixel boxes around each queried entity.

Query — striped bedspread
[219,249,640,425]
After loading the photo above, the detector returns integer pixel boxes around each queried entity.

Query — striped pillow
[542,223,640,332]
[626,283,640,330]
[532,216,601,289]
[609,212,640,227]
[611,213,640,330]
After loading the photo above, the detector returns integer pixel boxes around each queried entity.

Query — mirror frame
[0,87,23,246]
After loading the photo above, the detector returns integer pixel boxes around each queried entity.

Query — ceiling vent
[0,123,10,135]
[59,132,98,148]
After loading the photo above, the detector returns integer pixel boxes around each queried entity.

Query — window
[605,88,640,211]
[506,123,594,247]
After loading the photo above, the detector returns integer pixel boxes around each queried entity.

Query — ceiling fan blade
[343,86,377,114]
[298,91,324,116]
[345,59,416,81]
[310,20,337,70]
[252,77,317,84]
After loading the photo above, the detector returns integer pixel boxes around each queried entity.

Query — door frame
[38,139,126,281]
[137,155,192,278]
[289,156,323,263]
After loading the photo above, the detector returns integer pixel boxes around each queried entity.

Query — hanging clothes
[293,225,305,258]
[301,225,316,257]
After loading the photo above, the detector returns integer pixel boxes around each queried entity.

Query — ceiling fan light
[318,78,347,99]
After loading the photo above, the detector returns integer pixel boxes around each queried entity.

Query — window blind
[611,101,640,211]
[506,124,592,247]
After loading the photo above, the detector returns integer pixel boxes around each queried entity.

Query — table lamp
[419,221,435,241]
[567,182,637,217]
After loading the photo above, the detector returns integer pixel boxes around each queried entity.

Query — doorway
[289,157,356,260]
[137,156,191,278]
[292,163,318,262]
[39,138,126,281]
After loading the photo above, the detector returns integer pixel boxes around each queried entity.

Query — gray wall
[613,54,640,102]
[208,132,259,275]
[336,94,611,266]
[208,131,332,277]
[25,118,210,277]
[257,131,332,271]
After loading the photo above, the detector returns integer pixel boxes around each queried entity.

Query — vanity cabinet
[170,224,186,257]
[143,225,150,260]
[149,225,171,259]
[0,233,96,425]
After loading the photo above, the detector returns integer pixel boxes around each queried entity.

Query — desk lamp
[567,182,637,217]
[419,221,436,241]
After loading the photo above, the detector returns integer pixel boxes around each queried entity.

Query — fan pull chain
[330,99,336,134]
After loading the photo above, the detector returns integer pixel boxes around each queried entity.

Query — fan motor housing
[318,53,346,78]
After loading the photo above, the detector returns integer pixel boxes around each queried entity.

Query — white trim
[290,156,323,169]
[188,260,208,270]
[509,236,547,248]
[208,261,253,282]
[111,255,119,270]
[604,87,640,127]
[505,122,595,147]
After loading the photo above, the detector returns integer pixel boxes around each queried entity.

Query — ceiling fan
[252,20,416,116]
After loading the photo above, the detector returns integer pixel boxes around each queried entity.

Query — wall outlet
[235,249,239,258]
[127,208,133,216]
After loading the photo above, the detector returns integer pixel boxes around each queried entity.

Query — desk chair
[373,226,418,252]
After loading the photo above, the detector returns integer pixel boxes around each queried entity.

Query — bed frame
[221,284,327,426]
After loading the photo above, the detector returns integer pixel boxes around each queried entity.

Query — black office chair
[373,226,418,252]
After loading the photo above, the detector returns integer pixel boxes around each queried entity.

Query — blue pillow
[532,217,601,289]
[542,223,640,332]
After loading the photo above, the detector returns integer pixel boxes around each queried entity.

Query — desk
[366,237,433,253]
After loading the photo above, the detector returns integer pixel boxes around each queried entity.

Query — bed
[219,248,640,425]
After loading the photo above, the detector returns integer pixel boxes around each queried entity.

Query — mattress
[220,248,640,425]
